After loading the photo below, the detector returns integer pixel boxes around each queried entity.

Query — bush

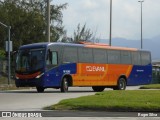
[0,50,5,59]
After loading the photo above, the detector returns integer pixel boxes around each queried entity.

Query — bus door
[45,49,60,87]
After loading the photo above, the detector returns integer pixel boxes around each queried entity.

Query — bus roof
[19,42,139,51]
[19,42,48,49]
[85,44,137,51]
[78,41,138,51]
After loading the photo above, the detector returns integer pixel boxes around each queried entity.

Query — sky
[52,0,160,40]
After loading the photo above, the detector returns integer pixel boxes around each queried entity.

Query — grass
[140,84,160,89]
[0,85,18,90]
[0,76,32,90]
[0,75,15,84]
[0,76,16,90]
[45,90,160,112]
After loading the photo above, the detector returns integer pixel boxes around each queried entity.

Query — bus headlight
[36,73,44,79]
[15,76,19,79]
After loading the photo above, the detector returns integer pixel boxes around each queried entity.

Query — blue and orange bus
[15,42,152,92]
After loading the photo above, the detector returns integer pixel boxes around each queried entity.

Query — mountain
[97,37,160,60]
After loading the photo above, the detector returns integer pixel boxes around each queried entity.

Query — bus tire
[113,78,126,90]
[61,77,68,92]
[92,86,105,92]
[36,87,44,93]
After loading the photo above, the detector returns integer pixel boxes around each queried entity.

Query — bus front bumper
[15,78,43,87]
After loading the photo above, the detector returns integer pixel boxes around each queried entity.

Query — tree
[0,0,67,50]
[73,23,93,42]
[61,23,94,43]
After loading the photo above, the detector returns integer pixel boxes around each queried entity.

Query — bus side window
[141,52,151,65]
[132,52,141,65]
[46,50,58,66]
[52,52,58,65]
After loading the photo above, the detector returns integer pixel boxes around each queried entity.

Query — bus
[15,42,152,92]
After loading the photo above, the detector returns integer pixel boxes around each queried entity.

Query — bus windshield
[16,48,45,73]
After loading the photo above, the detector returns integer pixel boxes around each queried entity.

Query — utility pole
[0,21,11,85]
[109,0,112,46]
[138,0,144,49]
[47,0,50,42]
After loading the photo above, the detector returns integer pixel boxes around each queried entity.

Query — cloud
[82,0,99,9]
[53,0,160,40]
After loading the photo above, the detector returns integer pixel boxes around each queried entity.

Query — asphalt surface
[0,86,159,120]
[0,87,96,111]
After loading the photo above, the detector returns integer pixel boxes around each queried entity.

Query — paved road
[0,86,140,111]
[0,87,96,111]
[1,86,159,120]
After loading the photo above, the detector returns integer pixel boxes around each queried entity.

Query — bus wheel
[36,87,44,93]
[92,86,105,92]
[113,78,126,90]
[61,77,68,92]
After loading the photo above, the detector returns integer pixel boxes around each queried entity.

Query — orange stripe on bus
[126,65,133,77]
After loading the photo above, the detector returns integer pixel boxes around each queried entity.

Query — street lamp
[138,0,144,49]
[0,21,11,85]
[109,0,112,46]
[47,0,50,42]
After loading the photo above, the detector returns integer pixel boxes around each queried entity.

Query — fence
[0,58,7,76]
[0,58,16,87]
[152,65,160,84]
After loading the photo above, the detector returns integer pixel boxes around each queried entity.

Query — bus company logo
[86,66,105,72]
